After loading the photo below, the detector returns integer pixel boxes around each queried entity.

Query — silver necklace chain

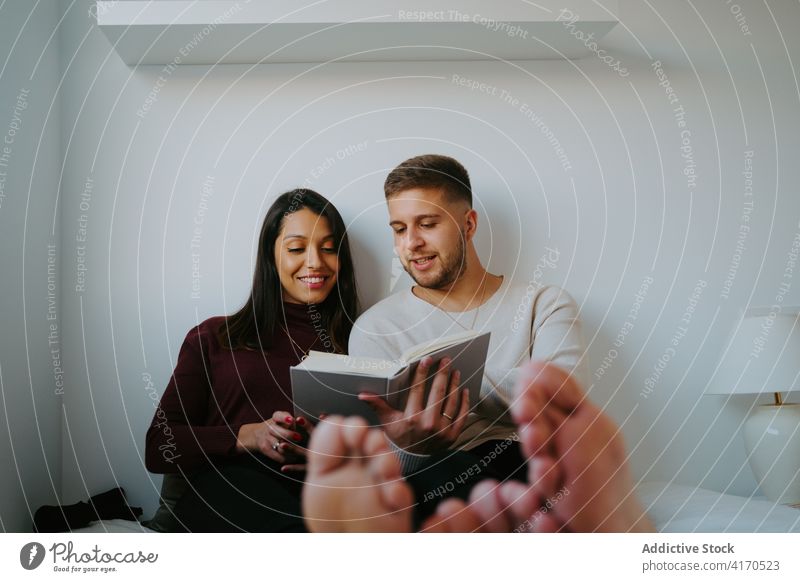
[422,276,489,331]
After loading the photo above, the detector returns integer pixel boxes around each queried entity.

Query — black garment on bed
[33,487,143,532]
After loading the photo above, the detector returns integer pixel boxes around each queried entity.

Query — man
[349,154,587,510]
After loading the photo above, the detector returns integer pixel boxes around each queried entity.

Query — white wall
[0,2,63,532]
[3,0,796,522]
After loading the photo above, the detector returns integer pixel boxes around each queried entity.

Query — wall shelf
[95,0,619,65]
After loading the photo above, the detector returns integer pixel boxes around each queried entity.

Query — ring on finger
[442,412,454,421]
[272,440,281,451]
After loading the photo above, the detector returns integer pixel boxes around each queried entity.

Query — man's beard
[405,230,467,290]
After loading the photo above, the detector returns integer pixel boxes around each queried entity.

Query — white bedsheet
[71,482,800,533]
[637,481,800,533]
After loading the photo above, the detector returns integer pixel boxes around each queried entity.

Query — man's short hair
[384,154,472,207]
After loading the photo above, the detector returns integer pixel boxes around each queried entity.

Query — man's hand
[358,357,470,455]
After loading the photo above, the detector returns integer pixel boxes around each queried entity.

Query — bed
[636,481,800,532]
[69,481,800,533]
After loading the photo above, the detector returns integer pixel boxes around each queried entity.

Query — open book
[290,330,491,425]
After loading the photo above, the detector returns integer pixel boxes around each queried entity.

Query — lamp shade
[707,307,800,396]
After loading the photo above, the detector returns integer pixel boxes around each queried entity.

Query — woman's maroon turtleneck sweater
[145,302,328,474]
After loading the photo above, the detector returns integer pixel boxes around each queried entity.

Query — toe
[363,427,390,453]
[497,481,542,531]
[511,361,550,423]
[519,422,552,459]
[339,416,370,458]
[368,449,403,482]
[420,498,480,533]
[363,430,402,481]
[379,480,414,512]
[528,456,560,502]
[306,416,350,476]
[420,513,451,533]
[512,362,583,425]
[531,512,562,533]
[466,480,513,532]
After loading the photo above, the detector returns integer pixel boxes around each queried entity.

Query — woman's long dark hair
[219,189,359,353]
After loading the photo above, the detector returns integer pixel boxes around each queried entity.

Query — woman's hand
[236,411,315,472]
[358,357,470,455]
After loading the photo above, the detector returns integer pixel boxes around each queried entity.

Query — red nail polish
[293,432,302,441]
[296,417,306,426]
[285,416,293,424]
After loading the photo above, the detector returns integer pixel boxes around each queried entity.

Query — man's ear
[464,208,478,241]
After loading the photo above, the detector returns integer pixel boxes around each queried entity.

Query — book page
[295,351,404,378]
[400,329,482,363]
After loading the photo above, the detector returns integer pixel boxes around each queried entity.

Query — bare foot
[511,362,654,532]
[302,416,414,532]
[423,362,654,533]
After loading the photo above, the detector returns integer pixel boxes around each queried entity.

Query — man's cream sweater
[349,278,587,471]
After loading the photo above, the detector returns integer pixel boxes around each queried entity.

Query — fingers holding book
[438,368,470,443]
[361,357,470,455]
[421,359,470,442]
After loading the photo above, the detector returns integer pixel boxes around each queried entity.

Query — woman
[144,188,359,532]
